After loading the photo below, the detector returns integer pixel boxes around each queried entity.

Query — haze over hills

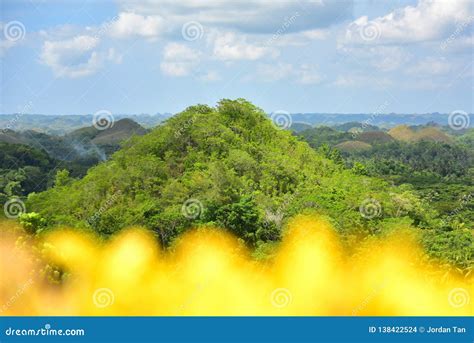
[0,118,148,194]
[0,119,148,160]
[1,112,471,134]
[0,113,169,134]
[288,112,472,128]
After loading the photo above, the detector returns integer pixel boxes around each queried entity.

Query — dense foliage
[297,125,473,274]
[0,143,57,203]
[23,100,472,274]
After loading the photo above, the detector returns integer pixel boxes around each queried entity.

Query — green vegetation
[0,142,57,203]
[0,119,148,192]
[298,124,473,275]
[20,99,472,275]
[0,100,470,276]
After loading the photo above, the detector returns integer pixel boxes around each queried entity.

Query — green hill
[28,100,461,267]
[357,131,394,145]
[389,125,453,143]
[0,130,25,145]
[67,118,148,156]
[333,122,381,132]
[416,127,453,143]
[67,118,147,144]
[297,126,352,148]
[335,140,372,153]
[288,122,313,133]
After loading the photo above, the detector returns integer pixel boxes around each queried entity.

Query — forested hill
[26,99,471,272]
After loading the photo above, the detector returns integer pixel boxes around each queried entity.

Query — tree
[19,212,47,234]
[213,196,262,245]
[54,169,72,187]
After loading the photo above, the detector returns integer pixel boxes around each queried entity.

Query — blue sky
[1,0,473,115]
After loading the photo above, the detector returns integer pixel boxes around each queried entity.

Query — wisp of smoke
[0,216,472,316]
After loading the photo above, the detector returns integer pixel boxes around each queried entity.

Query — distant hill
[289,122,313,133]
[296,126,352,148]
[0,130,24,144]
[0,113,168,134]
[287,112,471,127]
[68,118,148,144]
[334,140,372,153]
[357,131,394,145]
[388,125,416,142]
[68,118,148,157]
[416,127,453,144]
[388,125,452,143]
[0,119,147,177]
[93,119,148,144]
[333,122,381,132]
[2,112,472,135]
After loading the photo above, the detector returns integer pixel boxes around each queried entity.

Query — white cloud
[332,74,393,88]
[198,70,220,81]
[108,12,164,39]
[160,42,201,76]
[213,32,278,61]
[263,28,329,48]
[117,0,353,35]
[345,0,473,45]
[38,24,83,40]
[295,64,322,84]
[332,76,357,87]
[339,45,412,72]
[40,35,120,78]
[440,35,474,54]
[406,57,453,76]
[106,48,123,64]
[257,63,294,81]
[0,39,16,57]
[256,62,322,84]
[302,29,329,40]
[371,47,412,72]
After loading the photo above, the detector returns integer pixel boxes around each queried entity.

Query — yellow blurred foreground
[0,217,472,316]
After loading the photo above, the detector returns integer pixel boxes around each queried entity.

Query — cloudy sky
[1,0,473,115]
